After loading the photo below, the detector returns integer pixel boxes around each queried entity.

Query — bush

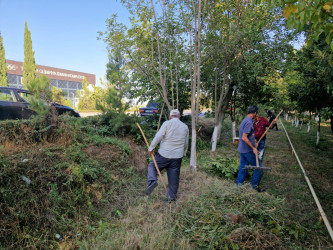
[202,157,239,180]
[0,113,145,248]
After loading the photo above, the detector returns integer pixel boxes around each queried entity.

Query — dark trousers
[147,152,182,200]
[269,117,278,130]
[236,151,263,189]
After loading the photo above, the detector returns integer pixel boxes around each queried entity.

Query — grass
[275,119,333,225]
[77,116,333,249]
[1,114,332,249]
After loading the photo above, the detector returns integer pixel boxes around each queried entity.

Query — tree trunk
[176,63,179,109]
[232,121,237,142]
[211,121,222,152]
[211,89,232,151]
[150,0,172,111]
[217,109,226,139]
[190,119,197,172]
[316,116,320,145]
[307,122,310,133]
[189,0,206,172]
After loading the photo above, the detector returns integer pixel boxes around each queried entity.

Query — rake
[244,110,283,171]
[136,123,168,194]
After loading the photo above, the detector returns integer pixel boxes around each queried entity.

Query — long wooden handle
[258,110,283,144]
[157,103,165,131]
[255,152,259,168]
[136,123,168,194]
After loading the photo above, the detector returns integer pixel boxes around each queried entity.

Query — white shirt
[149,118,189,159]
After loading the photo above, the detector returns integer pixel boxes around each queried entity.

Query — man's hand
[252,147,258,155]
[272,120,276,124]
[255,142,258,148]
[148,149,155,155]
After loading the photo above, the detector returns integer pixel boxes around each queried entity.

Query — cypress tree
[23,21,36,87]
[0,33,9,86]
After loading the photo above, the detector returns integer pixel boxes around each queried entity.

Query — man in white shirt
[145,109,189,202]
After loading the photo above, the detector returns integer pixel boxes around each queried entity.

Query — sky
[0,0,305,89]
[0,0,130,87]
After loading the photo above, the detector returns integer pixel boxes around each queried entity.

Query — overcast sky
[0,0,130,86]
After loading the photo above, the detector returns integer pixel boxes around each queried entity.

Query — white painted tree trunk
[284,113,288,120]
[299,120,303,129]
[211,121,222,152]
[316,118,321,145]
[292,120,294,127]
[295,119,299,128]
[216,117,223,139]
[316,131,320,145]
[190,126,197,171]
[232,121,236,142]
[307,123,310,133]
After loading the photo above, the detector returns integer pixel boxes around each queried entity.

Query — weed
[202,157,239,180]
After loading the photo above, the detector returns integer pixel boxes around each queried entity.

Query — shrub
[202,157,239,180]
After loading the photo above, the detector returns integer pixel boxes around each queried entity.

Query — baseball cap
[170,109,180,116]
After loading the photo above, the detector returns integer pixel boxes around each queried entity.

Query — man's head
[264,109,268,113]
[248,105,258,119]
[170,109,180,119]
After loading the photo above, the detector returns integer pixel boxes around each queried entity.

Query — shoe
[163,198,176,203]
[145,182,158,195]
[255,187,266,193]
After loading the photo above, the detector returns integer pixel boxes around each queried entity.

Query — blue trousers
[147,152,182,200]
[235,150,263,189]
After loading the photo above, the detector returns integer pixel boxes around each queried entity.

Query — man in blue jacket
[236,105,265,192]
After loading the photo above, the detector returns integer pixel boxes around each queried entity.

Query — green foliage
[78,77,106,111]
[176,184,306,248]
[96,83,128,113]
[23,21,37,87]
[286,37,333,114]
[99,5,191,110]
[0,33,8,86]
[202,157,239,180]
[25,74,53,116]
[51,86,72,108]
[320,107,332,121]
[0,112,144,248]
[257,1,333,51]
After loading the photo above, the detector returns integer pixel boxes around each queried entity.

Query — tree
[25,74,56,123]
[0,33,8,86]
[96,83,127,114]
[257,0,333,50]
[99,1,193,112]
[286,37,333,142]
[77,77,107,111]
[77,77,96,110]
[23,21,37,88]
[184,0,207,171]
[51,86,73,108]
[202,0,292,151]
